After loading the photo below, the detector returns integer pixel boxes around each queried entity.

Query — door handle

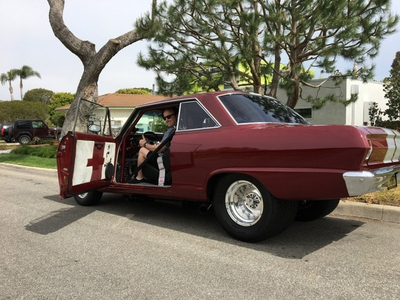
[94,142,104,149]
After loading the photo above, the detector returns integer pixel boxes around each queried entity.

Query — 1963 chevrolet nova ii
[57,91,400,242]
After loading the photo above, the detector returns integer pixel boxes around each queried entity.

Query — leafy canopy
[23,88,54,104]
[115,88,153,94]
[369,51,400,129]
[0,101,49,123]
[137,0,398,108]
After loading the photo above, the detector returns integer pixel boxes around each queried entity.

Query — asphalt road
[1,163,399,300]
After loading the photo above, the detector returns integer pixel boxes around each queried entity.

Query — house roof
[56,93,167,111]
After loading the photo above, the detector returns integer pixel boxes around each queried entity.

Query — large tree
[0,101,49,122]
[15,65,41,100]
[369,51,400,129]
[383,51,400,126]
[137,0,398,108]
[48,92,75,126]
[47,0,157,135]
[23,88,53,104]
[0,69,19,100]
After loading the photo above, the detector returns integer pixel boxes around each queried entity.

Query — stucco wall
[277,78,387,126]
[344,80,387,126]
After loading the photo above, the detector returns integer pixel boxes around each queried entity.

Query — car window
[178,101,218,131]
[16,121,30,129]
[136,110,167,134]
[32,121,44,129]
[219,93,309,124]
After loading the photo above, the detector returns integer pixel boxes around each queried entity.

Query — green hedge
[11,145,58,158]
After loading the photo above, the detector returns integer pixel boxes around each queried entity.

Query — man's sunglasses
[163,114,176,120]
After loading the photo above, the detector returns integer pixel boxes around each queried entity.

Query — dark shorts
[146,151,158,167]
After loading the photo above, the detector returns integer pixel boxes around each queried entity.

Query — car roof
[135,91,247,109]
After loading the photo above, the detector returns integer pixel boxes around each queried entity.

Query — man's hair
[164,107,178,115]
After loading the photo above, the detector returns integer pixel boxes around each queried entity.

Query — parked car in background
[0,122,15,143]
[12,119,61,145]
[57,92,400,242]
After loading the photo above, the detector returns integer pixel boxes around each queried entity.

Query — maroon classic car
[57,91,400,242]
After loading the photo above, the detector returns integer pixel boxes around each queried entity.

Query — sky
[1,0,400,101]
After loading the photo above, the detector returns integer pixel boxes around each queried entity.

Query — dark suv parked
[0,122,15,142]
[12,119,61,145]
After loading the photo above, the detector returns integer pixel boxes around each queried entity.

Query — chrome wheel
[225,180,264,227]
[76,192,88,199]
[73,190,103,206]
[214,174,297,242]
[19,135,31,145]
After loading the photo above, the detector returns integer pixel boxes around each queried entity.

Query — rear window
[15,121,31,129]
[219,93,309,124]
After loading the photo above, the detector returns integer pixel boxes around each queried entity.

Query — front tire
[74,191,103,206]
[295,199,340,222]
[213,174,297,242]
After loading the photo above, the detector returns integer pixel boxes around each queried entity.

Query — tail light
[364,139,373,163]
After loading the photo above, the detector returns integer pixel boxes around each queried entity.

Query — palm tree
[16,65,41,100]
[0,69,19,100]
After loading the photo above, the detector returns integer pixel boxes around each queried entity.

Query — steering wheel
[143,131,160,145]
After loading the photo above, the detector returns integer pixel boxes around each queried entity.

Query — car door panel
[57,132,117,199]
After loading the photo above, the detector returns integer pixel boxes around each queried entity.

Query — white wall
[344,79,387,126]
[284,78,387,126]
[92,107,133,127]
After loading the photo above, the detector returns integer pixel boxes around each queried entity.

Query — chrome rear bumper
[343,166,400,196]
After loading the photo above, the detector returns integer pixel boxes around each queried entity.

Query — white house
[57,93,166,128]
[278,78,388,126]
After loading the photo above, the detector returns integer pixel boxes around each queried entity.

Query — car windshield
[219,93,309,124]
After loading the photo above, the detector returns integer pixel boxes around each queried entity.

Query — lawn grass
[0,145,57,169]
[346,189,400,207]
[0,153,57,169]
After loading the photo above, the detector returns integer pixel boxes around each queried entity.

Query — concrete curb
[0,149,12,154]
[333,200,400,224]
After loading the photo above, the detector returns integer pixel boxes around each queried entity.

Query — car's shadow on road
[34,193,364,259]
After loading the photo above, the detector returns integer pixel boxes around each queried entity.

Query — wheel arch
[206,171,273,203]
[15,131,33,140]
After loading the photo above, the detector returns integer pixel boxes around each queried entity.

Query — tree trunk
[20,78,23,100]
[47,0,156,137]
[268,43,281,98]
[8,82,14,101]
[286,71,300,109]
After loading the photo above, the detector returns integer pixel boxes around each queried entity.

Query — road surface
[0,164,399,299]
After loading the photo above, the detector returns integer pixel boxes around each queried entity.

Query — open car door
[57,99,118,199]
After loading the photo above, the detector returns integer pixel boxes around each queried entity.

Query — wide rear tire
[213,174,297,242]
[74,191,103,206]
[295,199,340,222]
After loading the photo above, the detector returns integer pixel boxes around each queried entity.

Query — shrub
[11,145,58,158]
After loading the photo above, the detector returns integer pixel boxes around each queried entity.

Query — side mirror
[88,124,101,133]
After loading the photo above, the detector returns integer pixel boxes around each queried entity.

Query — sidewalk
[0,149,12,154]
[333,200,400,224]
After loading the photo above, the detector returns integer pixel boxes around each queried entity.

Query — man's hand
[139,135,146,147]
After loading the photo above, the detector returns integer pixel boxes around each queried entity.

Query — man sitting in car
[130,107,178,184]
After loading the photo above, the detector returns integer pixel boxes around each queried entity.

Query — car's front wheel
[213,174,297,242]
[74,191,103,206]
[295,199,340,222]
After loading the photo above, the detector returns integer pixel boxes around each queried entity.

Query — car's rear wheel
[74,191,103,206]
[213,174,297,242]
[295,199,340,222]
[18,135,31,145]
